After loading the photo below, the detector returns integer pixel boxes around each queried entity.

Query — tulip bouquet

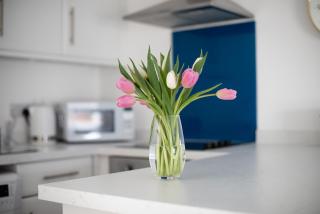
[116,48,236,179]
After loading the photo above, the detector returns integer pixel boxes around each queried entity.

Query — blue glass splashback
[173,22,256,144]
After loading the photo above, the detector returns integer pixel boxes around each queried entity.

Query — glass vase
[149,115,186,179]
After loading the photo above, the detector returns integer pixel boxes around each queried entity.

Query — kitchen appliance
[123,0,253,29]
[4,104,56,147]
[28,105,56,143]
[4,113,28,147]
[0,172,21,214]
[56,102,134,143]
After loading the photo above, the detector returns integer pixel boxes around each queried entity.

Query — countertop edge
[38,184,246,214]
[0,143,228,166]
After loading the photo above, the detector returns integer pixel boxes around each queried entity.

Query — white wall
[0,58,102,133]
[119,0,171,62]
[233,0,320,143]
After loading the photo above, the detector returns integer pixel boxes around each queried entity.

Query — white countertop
[0,141,226,165]
[38,144,320,214]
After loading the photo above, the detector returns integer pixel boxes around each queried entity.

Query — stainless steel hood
[123,0,254,29]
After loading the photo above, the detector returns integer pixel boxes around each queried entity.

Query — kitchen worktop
[38,144,320,214]
[0,141,226,166]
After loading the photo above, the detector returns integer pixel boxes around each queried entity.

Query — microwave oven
[56,102,134,142]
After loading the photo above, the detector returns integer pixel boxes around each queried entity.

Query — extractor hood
[123,0,254,29]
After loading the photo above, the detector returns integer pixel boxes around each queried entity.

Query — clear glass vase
[149,115,186,179]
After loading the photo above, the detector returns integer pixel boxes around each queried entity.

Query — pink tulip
[181,68,199,88]
[216,88,237,100]
[116,95,136,108]
[116,77,135,94]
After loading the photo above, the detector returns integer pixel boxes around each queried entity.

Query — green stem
[154,115,185,177]
[176,93,217,115]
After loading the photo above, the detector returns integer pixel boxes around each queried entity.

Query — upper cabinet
[62,0,123,61]
[0,0,62,54]
[0,0,124,66]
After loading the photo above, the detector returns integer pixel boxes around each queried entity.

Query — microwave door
[62,102,134,142]
[68,109,115,141]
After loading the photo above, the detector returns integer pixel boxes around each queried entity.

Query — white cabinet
[17,156,92,214]
[0,0,123,66]
[22,196,61,214]
[17,157,92,197]
[109,156,149,173]
[0,0,62,54]
[62,0,123,61]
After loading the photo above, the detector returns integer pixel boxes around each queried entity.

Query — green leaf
[148,116,156,145]
[147,48,161,93]
[160,53,165,66]
[145,81,162,103]
[175,83,222,114]
[118,60,133,82]
[171,56,181,104]
[140,60,147,72]
[177,93,217,114]
[178,63,185,74]
[152,55,171,114]
[135,87,148,100]
[161,48,171,79]
[173,55,180,74]
[161,49,171,71]
[129,58,151,97]
[192,52,208,74]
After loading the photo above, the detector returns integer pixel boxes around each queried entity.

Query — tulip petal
[116,77,135,94]
[216,88,237,100]
[116,95,136,108]
[166,70,177,89]
[181,68,199,88]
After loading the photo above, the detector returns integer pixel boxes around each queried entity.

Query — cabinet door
[22,196,62,214]
[17,157,92,197]
[109,156,149,173]
[0,0,62,54]
[62,0,123,60]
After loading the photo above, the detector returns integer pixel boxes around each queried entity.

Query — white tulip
[166,70,177,89]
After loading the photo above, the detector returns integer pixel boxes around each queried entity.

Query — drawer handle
[43,171,79,180]
[0,0,3,36]
[69,6,75,45]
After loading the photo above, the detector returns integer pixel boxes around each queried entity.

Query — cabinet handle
[43,171,79,180]
[0,0,3,36]
[69,6,75,45]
